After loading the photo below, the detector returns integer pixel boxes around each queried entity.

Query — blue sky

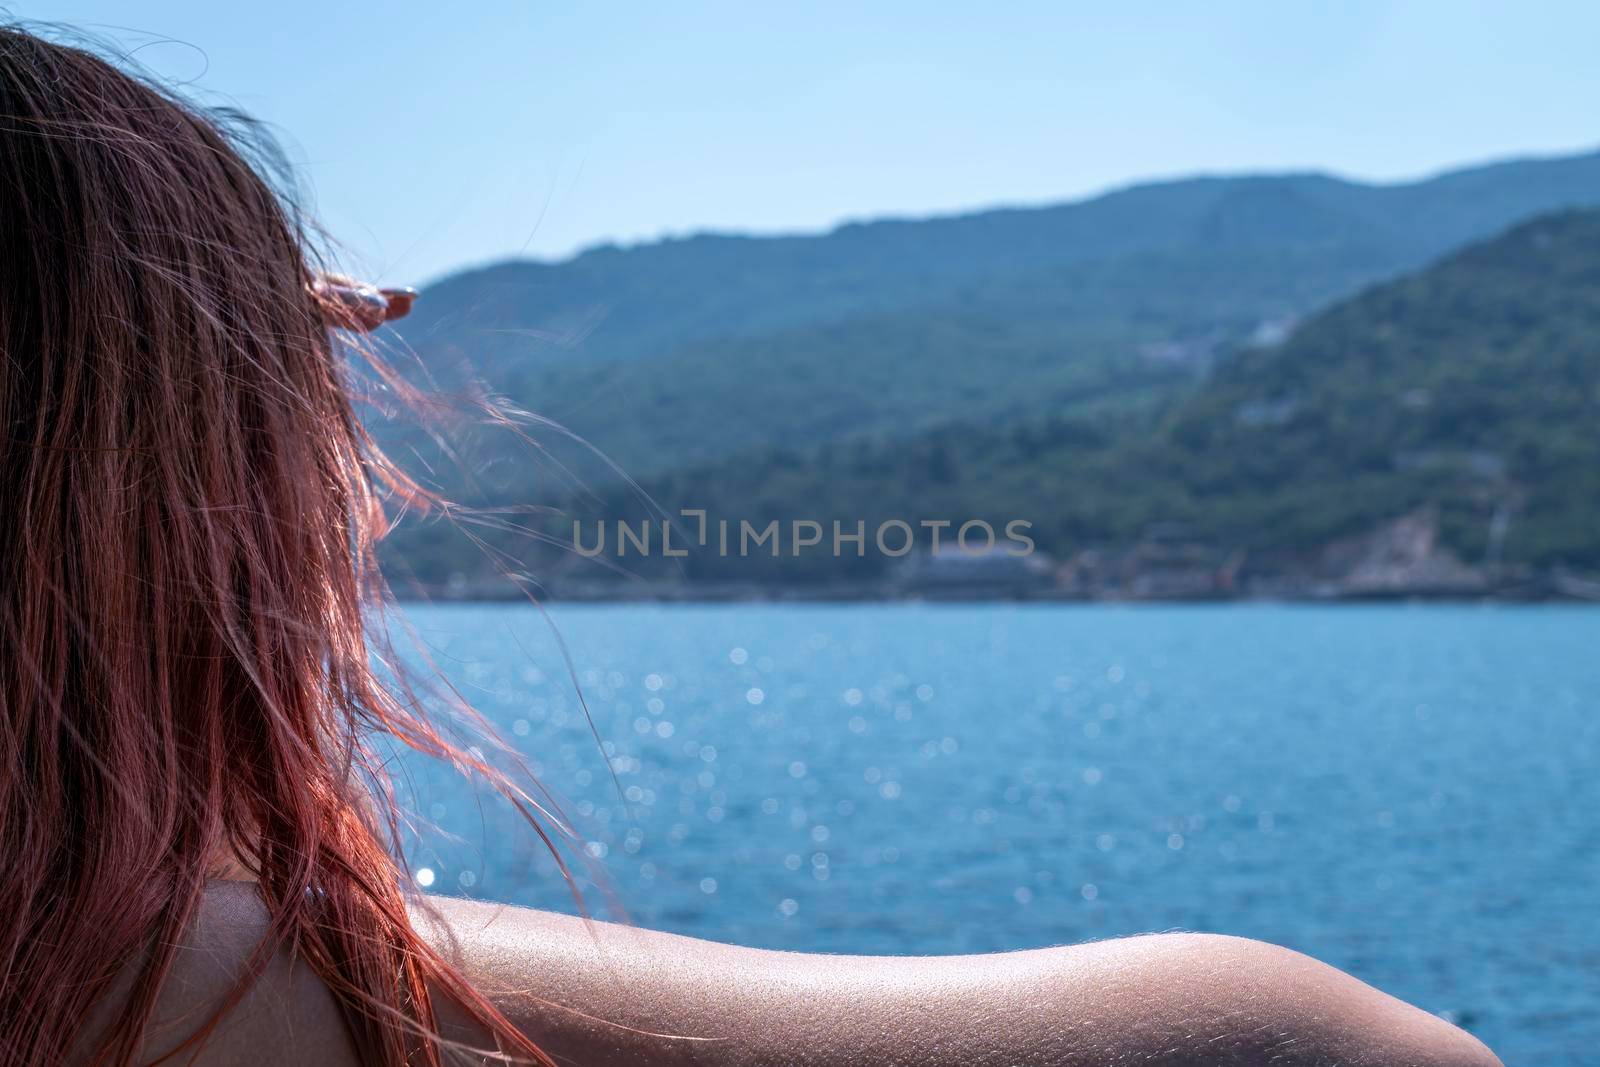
[5,2,1599,284]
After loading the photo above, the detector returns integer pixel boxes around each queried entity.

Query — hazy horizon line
[419,140,1600,287]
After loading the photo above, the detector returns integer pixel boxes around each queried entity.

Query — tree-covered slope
[391,151,1600,479]
[1141,207,1600,568]
[576,208,1600,587]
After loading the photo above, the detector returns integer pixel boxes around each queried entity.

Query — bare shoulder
[78,881,360,1067]
[80,884,1501,1066]
[418,895,1502,1067]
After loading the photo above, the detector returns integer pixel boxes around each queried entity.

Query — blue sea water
[394,603,1600,1065]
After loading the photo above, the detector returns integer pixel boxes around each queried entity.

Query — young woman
[0,25,1499,1067]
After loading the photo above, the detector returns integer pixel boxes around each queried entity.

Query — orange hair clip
[313,274,418,332]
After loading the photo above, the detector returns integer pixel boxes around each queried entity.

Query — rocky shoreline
[395,510,1600,604]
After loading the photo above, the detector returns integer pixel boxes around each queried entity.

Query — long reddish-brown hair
[0,25,559,1066]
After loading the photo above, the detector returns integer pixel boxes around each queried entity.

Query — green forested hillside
[392,151,1600,480]
[379,157,1600,593]
[595,209,1600,586]
[1144,208,1600,568]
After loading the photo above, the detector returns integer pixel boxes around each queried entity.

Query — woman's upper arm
[418,897,1500,1067]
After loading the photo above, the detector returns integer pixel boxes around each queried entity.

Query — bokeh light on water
[393,602,1600,1065]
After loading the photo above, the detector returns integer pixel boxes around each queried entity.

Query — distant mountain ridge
[378,152,1600,594]
[391,149,1600,484]
[578,207,1600,595]
[410,149,1600,360]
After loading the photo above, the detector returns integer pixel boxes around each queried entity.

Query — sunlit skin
[103,882,1500,1066]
